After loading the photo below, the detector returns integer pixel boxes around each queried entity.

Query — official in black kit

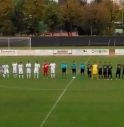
[98,63,103,79]
[87,63,92,79]
[107,63,112,80]
[122,65,124,79]
[103,63,108,79]
[116,64,121,80]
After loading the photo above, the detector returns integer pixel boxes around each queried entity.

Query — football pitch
[0,56,124,127]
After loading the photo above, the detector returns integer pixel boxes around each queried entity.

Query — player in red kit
[42,61,49,78]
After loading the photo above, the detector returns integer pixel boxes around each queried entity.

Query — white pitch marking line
[39,78,74,127]
[39,57,91,127]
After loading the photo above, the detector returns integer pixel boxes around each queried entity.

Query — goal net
[0,37,31,49]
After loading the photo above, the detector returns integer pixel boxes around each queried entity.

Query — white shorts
[13,70,17,74]
[27,69,31,74]
[19,71,23,74]
[3,71,7,74]
[34,69,39,74]
[4,70,9,74]
[51,69,55,74]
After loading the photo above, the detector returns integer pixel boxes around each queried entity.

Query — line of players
[1,61,124,80]
[61,62,124,80]
[86,63,124,80]
[1,61,56,79]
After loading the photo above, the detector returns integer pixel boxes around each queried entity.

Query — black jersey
[116,65,121,73]
[87,64,92,78]
[103,65,107,72]
[98,65,102,72]
[87,64,92,72]
[122,67,124,74]
[108,65,112,72]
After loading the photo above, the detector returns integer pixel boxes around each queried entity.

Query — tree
[11,0,25,34]
[43,1,60,36]
[94,0,103,3]
[0,0,122,36]
[79,0,120,35]
[101,0,120,34]
[0,0,14,35]
[22,0,44,35]
[59,0,84,36]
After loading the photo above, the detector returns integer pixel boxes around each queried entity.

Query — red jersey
[43,64,49,71]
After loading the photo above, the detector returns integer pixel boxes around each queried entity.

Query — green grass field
[0,56,124,127]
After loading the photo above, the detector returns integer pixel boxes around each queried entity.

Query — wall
[31,36,124,47]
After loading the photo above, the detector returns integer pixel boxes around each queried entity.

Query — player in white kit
[34,61,40,79]
[2,64,9,78]
[12,62,18,78]
[26,61,32,79]
[49,61,56,78]
[2,64,5,78]
[18,62,24,79]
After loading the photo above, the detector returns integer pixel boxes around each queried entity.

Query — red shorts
[43,69,48,74]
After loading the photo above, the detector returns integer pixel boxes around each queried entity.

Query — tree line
[0,0,123,36]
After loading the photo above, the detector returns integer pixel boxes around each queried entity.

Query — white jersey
[12,63,18,73]
[18,64,23,74]
[3,64,9,74]
[34,63,40,73]
[2,65,5,74]
[50,63,56,73]
[26,63,31,73]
